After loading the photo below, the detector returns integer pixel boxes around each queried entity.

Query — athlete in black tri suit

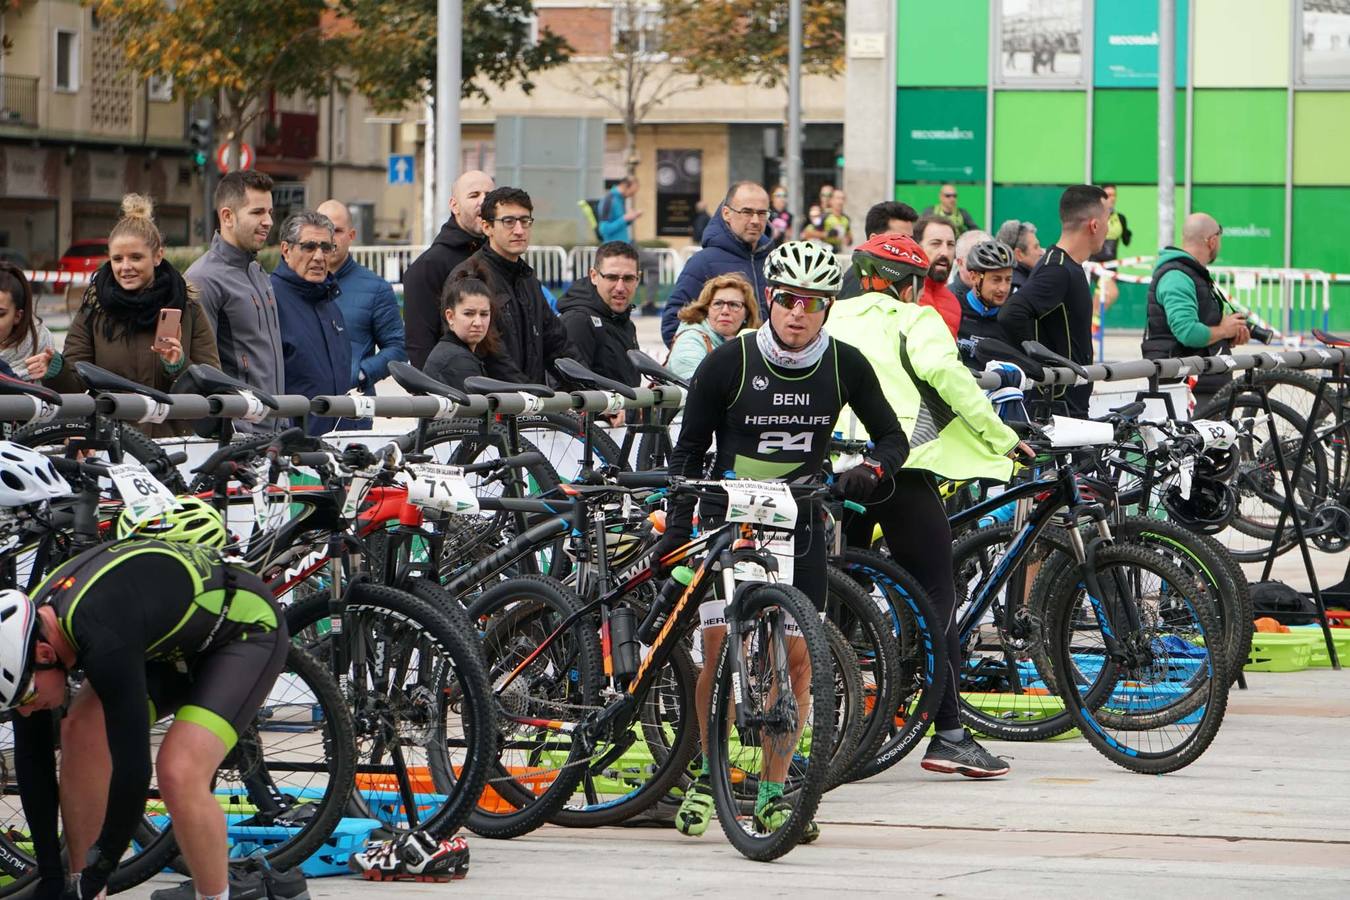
[5,500,286,900]
[656,240,908,842]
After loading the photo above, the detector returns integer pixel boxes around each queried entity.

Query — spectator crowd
[0,168,1245,433]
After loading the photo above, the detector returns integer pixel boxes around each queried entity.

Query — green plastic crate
[1245,631,1320,673]
[1290,626,1350,668]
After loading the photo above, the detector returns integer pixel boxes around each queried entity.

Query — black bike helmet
[1199,446,1239,481]
[1163,476,1236,535]
[965,240,1015,273]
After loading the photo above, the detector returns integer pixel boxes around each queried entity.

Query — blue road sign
[388,155,415,185]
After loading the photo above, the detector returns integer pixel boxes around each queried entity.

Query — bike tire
[836,548,947,781]
[284,581,493,839]
[821,617,864,791]
[1046,543,1230,774]
[465,575,604,839]
[11,416,187,494]
[707,582,833,861]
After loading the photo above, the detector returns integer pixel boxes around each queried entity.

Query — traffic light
[188,118,212,169]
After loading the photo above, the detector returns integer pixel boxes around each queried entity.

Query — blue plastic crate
[227,816,383,878]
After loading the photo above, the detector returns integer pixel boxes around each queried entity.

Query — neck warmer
[755,321,829,370]
[965,289,998,318]
[88,260,187,342]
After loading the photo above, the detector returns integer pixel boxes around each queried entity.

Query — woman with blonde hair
[47,193,220,437]
[667,272,761,379]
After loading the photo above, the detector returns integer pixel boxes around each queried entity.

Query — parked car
[57,240,108,276]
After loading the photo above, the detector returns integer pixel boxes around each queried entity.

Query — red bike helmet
[851,233,931,298]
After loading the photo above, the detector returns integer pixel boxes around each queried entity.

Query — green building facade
[893,0,1350,328]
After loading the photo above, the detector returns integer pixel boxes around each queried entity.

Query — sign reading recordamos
[1094,0,1189,87]
[895,90,985,182]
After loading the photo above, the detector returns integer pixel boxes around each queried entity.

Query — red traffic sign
[215,141,255,173]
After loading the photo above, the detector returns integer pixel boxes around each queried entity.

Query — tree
[339,0,571,110]
[91,0,342,171]
[658,0,844,89]
[570,0,697,175]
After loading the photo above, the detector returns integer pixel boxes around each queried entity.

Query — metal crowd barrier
[0,347,1347,425]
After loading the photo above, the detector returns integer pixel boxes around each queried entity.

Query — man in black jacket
[402,170,494,368]
[450,186,574,384]
[998,185,1108,415]
[838,201,918,300]
[557,241,640,388]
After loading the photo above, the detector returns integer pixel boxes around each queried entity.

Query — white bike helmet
[0,443,71,507]
[0,588,38,710]
[765,240,843,293]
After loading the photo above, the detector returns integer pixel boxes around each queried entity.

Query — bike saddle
[627,350,689,389]
[1096,400,1146,423]
[1021,340,1090,379]
[179,363,280,408]
[973,338,1045,381]
[553,357,639,400]
[0,371,62,405]
[388,361,470,404]
[74,361,173,404]
[463,375,554,397]
[1312,328,1350,349]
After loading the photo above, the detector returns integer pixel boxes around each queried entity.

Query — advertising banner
[895,90,987,182]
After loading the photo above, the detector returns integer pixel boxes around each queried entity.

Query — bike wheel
[1046,543,1230,774]
[836,549,946,780]
[11,417,187,494]
[949,523,1079,742]
[821,618,864,790]
[284,581,493,840]
[465,575,603,839]
[551,643,699,828]
[821,565,899,785]
[109,644,356,891]
[707,582,833,861]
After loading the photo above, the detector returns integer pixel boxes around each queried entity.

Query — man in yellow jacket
[830,232,1029,778]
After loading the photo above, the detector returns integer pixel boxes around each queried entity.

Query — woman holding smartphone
[47,193,220,437]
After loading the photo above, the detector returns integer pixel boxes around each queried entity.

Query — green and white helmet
[765,240,843,293]
[116,495,228,548]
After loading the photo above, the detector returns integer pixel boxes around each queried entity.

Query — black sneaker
[920,730,1010,778]
[348,832,470,882]
[239,857,309,900]
[150,868,267,900]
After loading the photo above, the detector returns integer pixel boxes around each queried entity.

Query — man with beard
[913,215,961,339]
[403,170,495,367]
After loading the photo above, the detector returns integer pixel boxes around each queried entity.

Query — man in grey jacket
[186,171,286,413]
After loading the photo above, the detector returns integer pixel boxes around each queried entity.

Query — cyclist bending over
[655,240,908,841]
[2,498,287,900]
[830,232,1031,778]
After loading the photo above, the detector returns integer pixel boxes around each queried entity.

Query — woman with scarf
[47,194,220,437]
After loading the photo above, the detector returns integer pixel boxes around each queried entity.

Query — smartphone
[153,308,182,351]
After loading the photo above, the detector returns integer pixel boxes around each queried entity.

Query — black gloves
[835,464,881,502]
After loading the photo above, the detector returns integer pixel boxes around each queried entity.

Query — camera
[1248,322,1275,345]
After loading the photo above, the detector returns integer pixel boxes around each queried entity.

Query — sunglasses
[15,660,62,708]
[292,241,336,254]
[770,290,832,314]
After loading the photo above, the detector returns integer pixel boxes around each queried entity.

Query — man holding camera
[1141,212,1252,410]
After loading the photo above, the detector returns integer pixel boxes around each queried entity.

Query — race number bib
[109,461,175,524]
[1188,419,1238,451]
[350,395,378,419]
[406,464,479,514]
[724,481,797,530]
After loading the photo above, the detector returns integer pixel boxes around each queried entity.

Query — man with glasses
[998,185,1110,415]
[557,241,643,410]
[661,181,774,346]
[451,186,574,384]
[1142,212,1249,409]
[317,199,406,430]
[270,211,352,435]
[922,184,979,237]
[995,219,1044,293]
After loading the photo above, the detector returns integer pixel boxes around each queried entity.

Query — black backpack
[1250,581,1320,626]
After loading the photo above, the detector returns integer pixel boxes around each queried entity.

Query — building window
[55,30,80,93]
[613,3,664,57]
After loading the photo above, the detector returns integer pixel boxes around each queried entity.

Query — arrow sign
[388,154,415,186]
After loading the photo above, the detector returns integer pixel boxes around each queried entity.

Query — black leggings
[844,469,962,732]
